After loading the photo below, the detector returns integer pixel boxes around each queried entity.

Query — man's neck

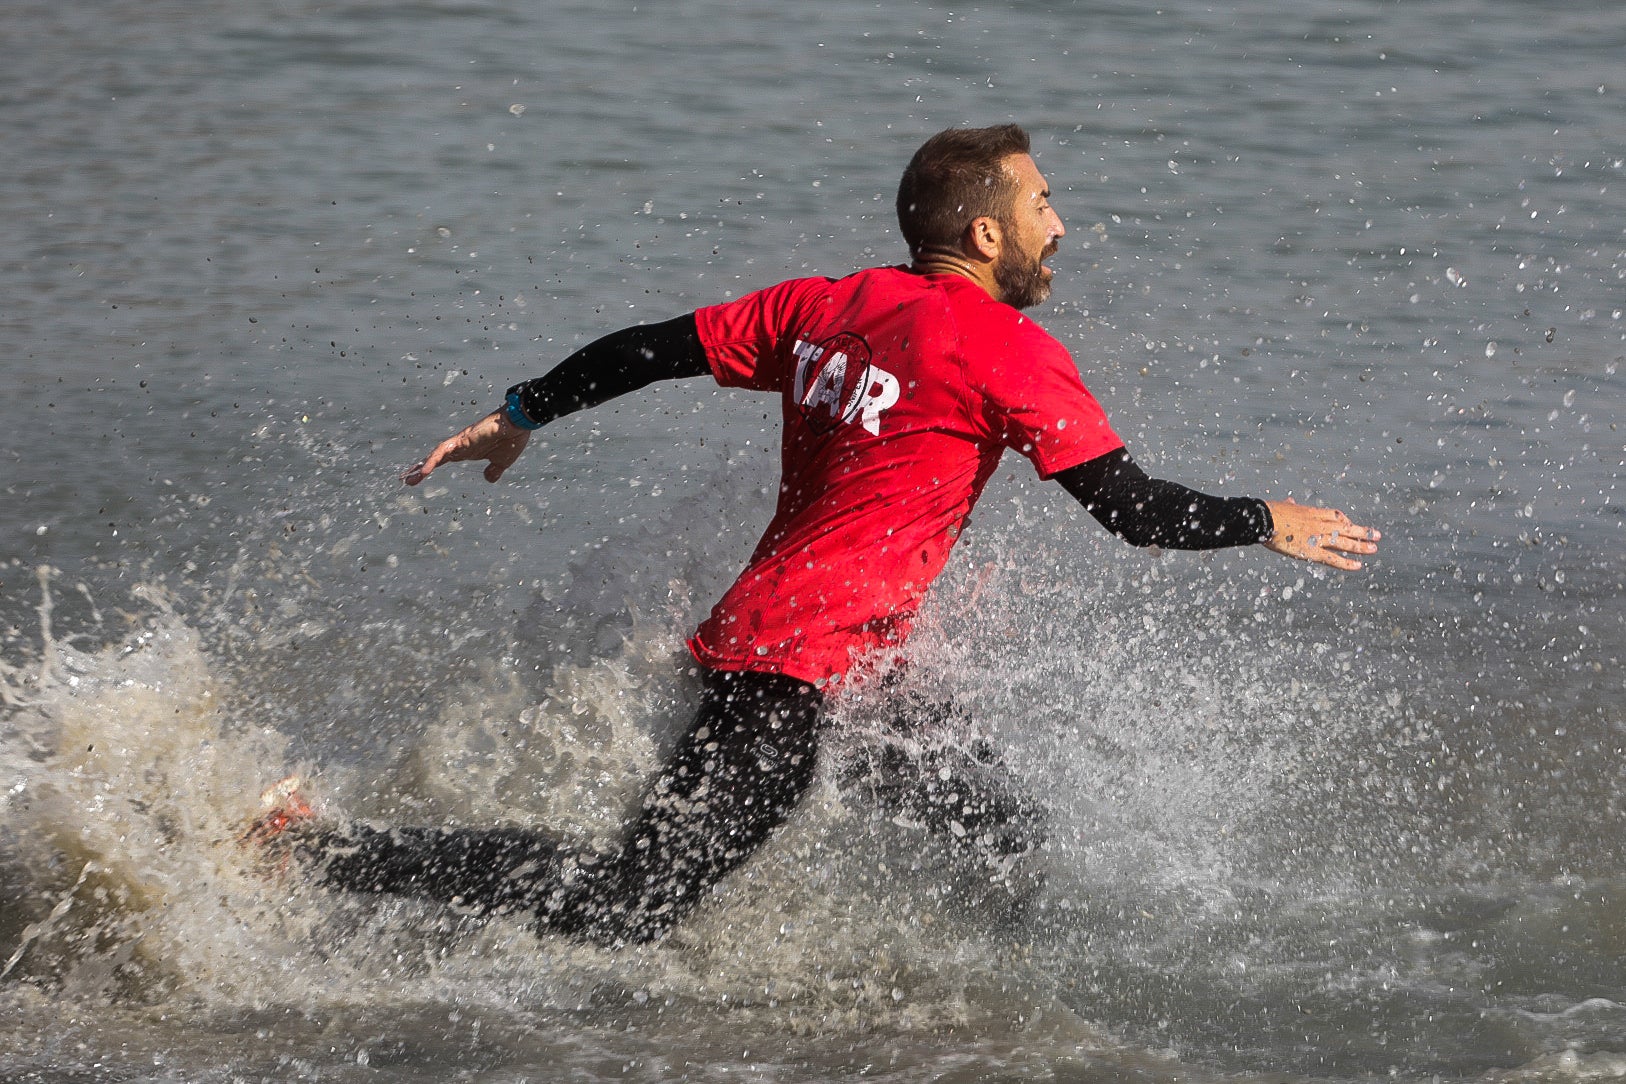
[910,246,1000,300]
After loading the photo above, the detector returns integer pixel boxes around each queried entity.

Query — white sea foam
[0,563,1083,1038]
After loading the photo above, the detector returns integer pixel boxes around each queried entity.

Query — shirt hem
[686,638,841,688]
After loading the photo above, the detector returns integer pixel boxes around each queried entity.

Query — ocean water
[3,0,1624,1079]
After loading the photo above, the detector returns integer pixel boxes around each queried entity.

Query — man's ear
[966,216,1002,262]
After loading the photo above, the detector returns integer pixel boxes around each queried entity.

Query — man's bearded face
[994,230,1058,310]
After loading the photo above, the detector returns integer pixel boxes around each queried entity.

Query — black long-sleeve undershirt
[507,314,710,426]
[507,314,1272,552]
[1053,452,1273,550]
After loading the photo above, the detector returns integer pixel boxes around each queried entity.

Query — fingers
[1312,550,1365,572]
[1323,524,1381,555]
[1263,499,1381,571]
[1271,536,1366,571]
[401,436,461,486]
[1307,515,1381,556]
[402,411,530,487]
[482,428,531,482]
[1302,525,1372,569]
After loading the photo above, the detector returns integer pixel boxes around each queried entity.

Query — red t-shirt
[688,266,1123,686]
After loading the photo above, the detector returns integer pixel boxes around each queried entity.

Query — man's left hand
[403,409,532,486]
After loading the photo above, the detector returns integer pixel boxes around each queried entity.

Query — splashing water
[1,569,302,1005]
[1,421,1621,1083]
[0,557,1114,1078]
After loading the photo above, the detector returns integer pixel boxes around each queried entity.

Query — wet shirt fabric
[689,266,1124,685]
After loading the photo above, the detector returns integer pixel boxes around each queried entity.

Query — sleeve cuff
[1253,499,1275,543]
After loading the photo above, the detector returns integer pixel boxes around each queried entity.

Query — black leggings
[304,668,1044,945]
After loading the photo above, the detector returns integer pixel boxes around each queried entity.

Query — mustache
[1042,239,1060,259]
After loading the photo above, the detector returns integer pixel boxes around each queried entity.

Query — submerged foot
[238,775,318,873]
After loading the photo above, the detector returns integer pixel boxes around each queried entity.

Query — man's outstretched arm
[403,314,708,485]
[1055,449,1380,571]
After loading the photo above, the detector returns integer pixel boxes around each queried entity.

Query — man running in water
[250,125,1379,945]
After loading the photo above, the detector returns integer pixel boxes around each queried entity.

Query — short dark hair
[895,124,1032,257]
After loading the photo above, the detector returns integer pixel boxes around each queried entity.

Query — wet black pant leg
[547,668,824,945]
[852,699,1050,923]
[304,824,571,916]
[863,694,1050,863]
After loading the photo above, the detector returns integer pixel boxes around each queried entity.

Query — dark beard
[993,239,1055,310]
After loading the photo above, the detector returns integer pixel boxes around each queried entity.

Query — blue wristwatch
[504,390,544,430]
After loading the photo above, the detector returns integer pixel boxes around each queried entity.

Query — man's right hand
[1261,498,1381,571]
[402,409,533,486]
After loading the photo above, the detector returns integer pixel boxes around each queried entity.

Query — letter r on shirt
[849,367,899,435]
